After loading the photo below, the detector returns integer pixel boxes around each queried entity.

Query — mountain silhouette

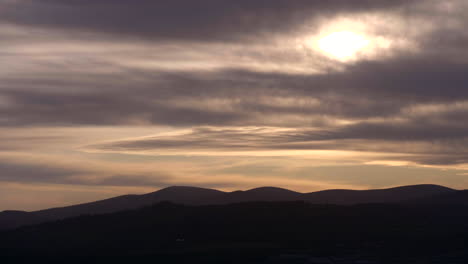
[301,184,455,205]
[223,187,301,203]
[0,184,457,230]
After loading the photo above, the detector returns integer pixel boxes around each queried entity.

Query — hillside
[0,184,457,230]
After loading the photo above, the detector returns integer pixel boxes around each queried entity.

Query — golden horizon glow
[318,31,370,61]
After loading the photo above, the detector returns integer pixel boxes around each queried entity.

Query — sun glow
[318,31,370,61]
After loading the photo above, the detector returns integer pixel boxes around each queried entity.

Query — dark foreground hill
[1,201,468,263]
[0,184,456,230]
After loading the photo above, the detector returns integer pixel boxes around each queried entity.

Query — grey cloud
[2,55,468,126]
[0,88,246,126]
[0,160,81,184]
[88,174,171,188]
[0,160,174,187]
[1,0,468,170]
[409,0,468,53]
[89,123,468,166]
[1,0,413,42]
[0,159,245,189]
[0,135,68,151]
[97,175,235,189]
[312,122,468,141]
[90,125,468,151]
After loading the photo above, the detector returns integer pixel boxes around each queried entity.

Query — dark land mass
[1,185,468,263]
[0,184,455,230]
[1,201,468,263]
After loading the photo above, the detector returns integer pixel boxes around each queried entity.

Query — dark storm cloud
[1,0,413,42]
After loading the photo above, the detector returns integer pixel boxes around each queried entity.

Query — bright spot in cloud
[318,31,370,61]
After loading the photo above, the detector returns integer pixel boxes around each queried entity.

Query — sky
[1,0,468,211]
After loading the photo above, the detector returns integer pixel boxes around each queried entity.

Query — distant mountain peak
[386,184,455,191]
[156,186,226,193]
[244,187,300,194]
[0,184,460,230]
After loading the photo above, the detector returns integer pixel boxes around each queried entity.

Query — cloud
[1,55,468,126]
[87,124,468,166]
[1,0,414,42]
[0,160,80,184]
[1,0,468,204]
[0,156,175,187]
[1,0,467,129]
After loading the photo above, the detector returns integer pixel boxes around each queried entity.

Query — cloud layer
[1,0,414,42]
[1,0,468,210]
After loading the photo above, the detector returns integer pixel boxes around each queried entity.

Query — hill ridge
[0,184,458,230]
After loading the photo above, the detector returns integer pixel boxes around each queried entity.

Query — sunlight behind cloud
[298,15,410,64]
[318,31,370,61]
